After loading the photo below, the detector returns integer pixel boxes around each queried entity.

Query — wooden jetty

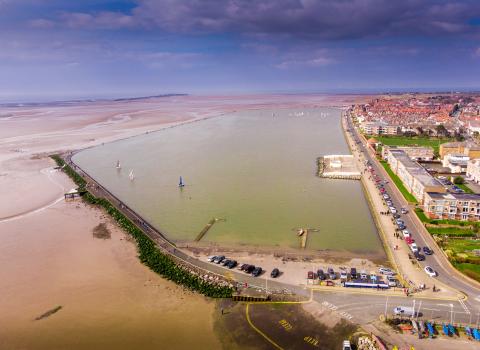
[195,218,225,241]
[301,230,308,249]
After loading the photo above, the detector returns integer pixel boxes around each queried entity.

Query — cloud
[60,11,135,29]
[29,18,55,29]
[275,50,335,69]
[32,0,480,40]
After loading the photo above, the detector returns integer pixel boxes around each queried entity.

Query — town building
[467,159,480,183]
[360,121,399,135]
[424,192,480,221]
[385,149,446,203]
[381,145,434,161]
[439,141,480,160]
[442,153,469,173]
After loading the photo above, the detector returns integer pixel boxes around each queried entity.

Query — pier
[317,155,361,180]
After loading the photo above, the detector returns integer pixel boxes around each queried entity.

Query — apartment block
[424,192,480,221]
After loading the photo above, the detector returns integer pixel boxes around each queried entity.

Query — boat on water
[129,169,135,181]
[116,160,121,169]
[179,176,185,187]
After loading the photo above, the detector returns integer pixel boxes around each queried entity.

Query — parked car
[340,270,348,280]
[395,219,404,226]
[271,268,280,278]
[239,263,248,271]
[328,267,336,280]
[410,243,419,253]
[252,267,263,277]
[307,271,315,279]
[401,208,408,214]
[394,306,420,317]
[214,255,225,264]
[227,260,237,269]
[423,246,433,255]
[386,275,398,287]
[390,207,397,214]
[393,213,401,219]
[405,237,415,245]
[222,259,231,266]
[317,269,326,280]
[398,224,406,230]
[402,230,411,238]
[378,267,394,275]
[350,267,357,279]
[414,252,425,261]
[207,255,217,262]
[343,340,352,350]
[245,265,256,273]
[424,266,437,277]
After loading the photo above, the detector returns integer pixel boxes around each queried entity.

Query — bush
[453,176,465,185]
[50,154,233,298]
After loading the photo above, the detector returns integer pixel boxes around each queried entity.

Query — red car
[307,271,316,279]
[405,237,415,244]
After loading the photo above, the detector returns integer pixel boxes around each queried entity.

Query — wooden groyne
[195,218,224,242]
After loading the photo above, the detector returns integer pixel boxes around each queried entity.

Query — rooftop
[426,192,480,201]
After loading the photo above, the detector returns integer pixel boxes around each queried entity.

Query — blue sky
[1,0,480,101]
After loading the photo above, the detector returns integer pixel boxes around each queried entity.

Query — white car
[401,208,408,214]
[378,267,394,275]
[390,207,397,214]
[402,230,411,238]
[424,266,437,277]
[410,243,418,253]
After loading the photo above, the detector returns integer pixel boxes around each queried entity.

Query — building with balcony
[442,153,469,173]
[424,192,480,221]
[467,159,480,184]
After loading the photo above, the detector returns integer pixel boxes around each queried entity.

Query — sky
[1,0,480,101]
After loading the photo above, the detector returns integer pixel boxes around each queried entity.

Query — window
[462,214,468,220]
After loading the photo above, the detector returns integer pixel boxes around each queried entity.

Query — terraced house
[424,192,480,221]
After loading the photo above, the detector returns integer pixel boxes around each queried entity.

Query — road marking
[245,304,284,350]
[458,299,470,314]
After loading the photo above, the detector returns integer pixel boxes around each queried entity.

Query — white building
[467,159,480,183]
[442,153,469,173]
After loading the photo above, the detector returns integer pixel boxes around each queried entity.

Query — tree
[435,124,448,137]
[453,176,465,185]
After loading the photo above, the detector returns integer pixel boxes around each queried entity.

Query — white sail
[129,169,135,180]
[116,160,121,169]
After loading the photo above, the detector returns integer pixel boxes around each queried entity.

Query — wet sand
[0,94,372,349]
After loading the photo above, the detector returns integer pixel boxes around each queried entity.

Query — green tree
[453,176,465,185]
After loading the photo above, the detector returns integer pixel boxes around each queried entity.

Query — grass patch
[379,161,418,203]
[456,183,475,194]
[426,226,476,237]
[374,135,452,154]
[454,263,480,282]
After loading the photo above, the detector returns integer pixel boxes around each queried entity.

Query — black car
[423,246,433,255]
[350,267,357,279]
[317,269,326,280]
[398,224,406,230]
[214,255,225,264]
[239,263,248,271]
[222,259,231,266]
[393,214,401,219]
[245,265,255,273]
[414,252,425,261]
[252,267,263,277]
[271,268,280,278]
[227,260,238,269]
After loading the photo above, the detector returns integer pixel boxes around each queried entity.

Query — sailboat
[116,160,121,169]
[129,169,135,181]
[178,176,185,188]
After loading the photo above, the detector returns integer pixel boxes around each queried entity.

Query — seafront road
[345,113,480,321]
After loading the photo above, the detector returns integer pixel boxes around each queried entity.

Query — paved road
[345,114,480,316]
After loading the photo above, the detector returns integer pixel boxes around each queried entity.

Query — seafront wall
[51,154,234,298]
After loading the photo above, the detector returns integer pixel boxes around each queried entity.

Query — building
[442,153,469,173]
[386,149,446,203]
[361,121,399,135]
[439,141,480,160]
[382,145,434,161]
[467,159,480,183]
[424,192,480,221]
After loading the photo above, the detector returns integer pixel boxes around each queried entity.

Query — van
[340,270,348,280]
[328,267,336,280]
[350,267,357,279]
[360,270,367,280]
[393,306,420,317]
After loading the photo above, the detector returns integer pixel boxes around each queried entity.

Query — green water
[73,108,382,255]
